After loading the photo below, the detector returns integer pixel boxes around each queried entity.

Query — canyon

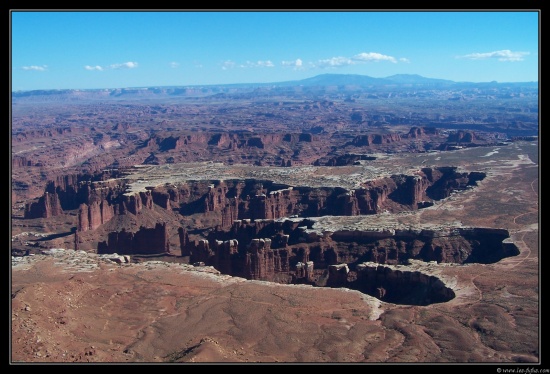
[11,76,539,364]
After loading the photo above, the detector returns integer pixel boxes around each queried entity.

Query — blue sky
[10,10,540,91]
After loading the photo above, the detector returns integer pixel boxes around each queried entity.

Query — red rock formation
[88,201,102,230]
[245,238,274,281]
[78,204,89,232]
[204,183,229,212]
[447,130,476,143]
[263,188,298,219]
[100,200,115,224]
[406,126,439,138]
[152,190,171,209]
[119,193,142,215]
[182,230,293,281]
[340,190,361,215]
[178,227,191,256]
[294,261,314,283]
[189,240,214,264]
[77,200,115,232]
[386,175,431,207]
[97,223,169,255]
[356,181,394,214]
[351,133,401,146]
[12,155,36,168]
[219,219,300,250]
[24,192,63,218]
[140,190,154,210]
[202,182,241,228]
[326,264,349,287]
[212,239,239,275]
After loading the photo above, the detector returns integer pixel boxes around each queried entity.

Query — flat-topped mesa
[447,130,477,143]
[145,132,316,154]
[350,133,402,146]
[97,222,169,255]
[22,165,486,239]
[174,167,484,228]
[405,126,439,139]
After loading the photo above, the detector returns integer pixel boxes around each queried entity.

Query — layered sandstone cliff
[97,223,170,255]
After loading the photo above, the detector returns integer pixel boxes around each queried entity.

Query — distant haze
[10,10,539,91]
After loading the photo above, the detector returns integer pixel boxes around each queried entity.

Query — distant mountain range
[12,73,538,99]
[275,73,457,87]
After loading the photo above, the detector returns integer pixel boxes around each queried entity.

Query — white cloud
[221,60,236,70]
[169,62,180,68]
[282,58,303,69]
[222,60,274,69]
[257,60,274,67]
[311,52,400,69]
[243,60,275,68]
[110,61,139,69]
[84,65,104,71]
[84,61,139,71]
[399,57,411,63]
[352,52,397,63]
[21,65,47,71]
[457,50,529,62]
[315,56,354,68]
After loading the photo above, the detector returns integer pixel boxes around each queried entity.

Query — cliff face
[405,126,439,139]
[350,133,401,146]
[25,169,159,230]
[118,191,154,216]
[353,263,456,305]
[22,167,485,241]
[178,227,191,256]
[24,171,124,219]
[77,201,115,232]
[191,167,484,226]
[201,218,519,267]
[24,192,63,218]
[423,167,472,200]
[150,132,316,153]
[447,130,476,143]
[12,155,37,168]
[97,223,170,255]
[245,238,275,281]
[183,234,297,282]
[178,218,518,305]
